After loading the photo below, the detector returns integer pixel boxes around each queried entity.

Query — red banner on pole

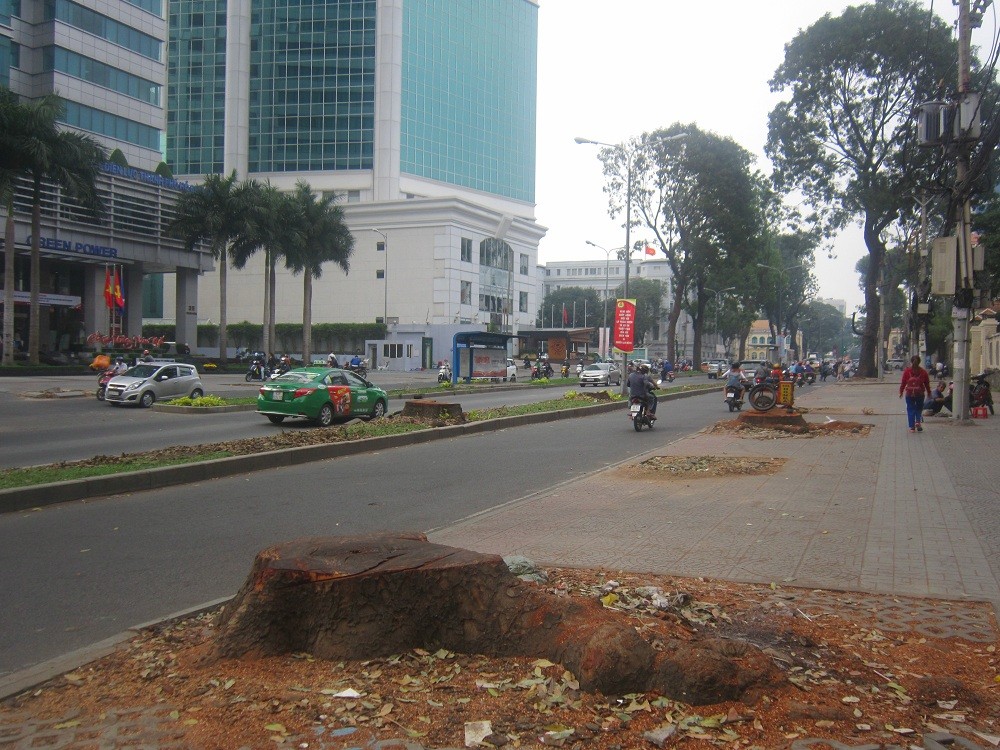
[613,298,636,353]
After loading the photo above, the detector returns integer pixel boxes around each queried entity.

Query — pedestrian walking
[898,354,931,432]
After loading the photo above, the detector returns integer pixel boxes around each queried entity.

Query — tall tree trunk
[218,246,228,362]
[262,249,271,355]
[28,183,40,364]
[859,218,886,377]
[666,288,683,363]
[302,272,312,364]
[2,207,15,366]
[268,258,276,356]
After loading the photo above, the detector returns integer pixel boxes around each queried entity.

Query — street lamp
[371,228,388,330]
[576,132,687,387]
[705,286,735,356]
[756,262,806,362]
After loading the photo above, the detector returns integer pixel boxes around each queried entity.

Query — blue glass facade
[400,0,537,202]
[166,0,226,174]
[45,0,162,61]
[249,0,376,172]
[44,47,161,104]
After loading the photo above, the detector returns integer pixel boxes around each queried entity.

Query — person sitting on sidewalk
[923,380,953,417]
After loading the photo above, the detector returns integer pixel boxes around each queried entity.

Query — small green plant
[563,390,578,399]
[165,395,229,407]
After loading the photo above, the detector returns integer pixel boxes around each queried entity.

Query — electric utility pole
[951,0,980,421]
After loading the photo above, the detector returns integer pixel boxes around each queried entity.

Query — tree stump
[212,533,781,704]
[401,400,465,422]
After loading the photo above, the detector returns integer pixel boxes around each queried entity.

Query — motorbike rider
[327,352,339,368]
[722,362,747,399]
[627,363,658,420]
[112,355,129,375]
[349,352,362,370]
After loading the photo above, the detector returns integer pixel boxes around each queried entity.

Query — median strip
[1,385,717,513]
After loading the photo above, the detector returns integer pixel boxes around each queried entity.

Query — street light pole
[371,228,388,331]
[576,132,687,390]
[586,240,621,358]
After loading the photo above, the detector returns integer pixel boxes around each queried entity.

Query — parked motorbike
[970,372,994,415]
[628,396,655,431]
[437,363,452,383]
[96,367,118,401]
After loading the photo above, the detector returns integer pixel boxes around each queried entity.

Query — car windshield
[584,364,606,372]
[126,365,158,378]
[273,370,317,384]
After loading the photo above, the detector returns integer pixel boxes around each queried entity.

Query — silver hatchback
[579,362,621,387]
[105,363,204,407]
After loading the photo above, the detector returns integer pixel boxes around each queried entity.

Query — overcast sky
[532,0,990,315]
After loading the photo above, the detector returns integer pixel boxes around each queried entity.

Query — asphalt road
[0,383,736,680]
[0,375,595,469]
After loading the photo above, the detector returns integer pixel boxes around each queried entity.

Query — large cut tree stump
[212,533,781,704]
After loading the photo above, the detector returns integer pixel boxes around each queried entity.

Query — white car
[504,358,517,382]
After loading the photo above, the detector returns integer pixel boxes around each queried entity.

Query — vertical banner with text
[613,298,636,353]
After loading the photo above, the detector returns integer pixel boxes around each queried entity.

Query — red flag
[644,245,656,256]
[113,267,125,308]
[103,267,113,308]
[562,304,568,325]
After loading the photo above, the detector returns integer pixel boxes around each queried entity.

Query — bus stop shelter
[451,332,525,384]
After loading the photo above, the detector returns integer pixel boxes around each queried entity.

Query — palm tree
[168,171,247,361]
[0,93,106,364]
[231,182,300,356]
[283,181,354,363]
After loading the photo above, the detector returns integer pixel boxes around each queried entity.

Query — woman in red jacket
[898,355,932,432]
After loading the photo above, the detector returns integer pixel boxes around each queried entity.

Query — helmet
[731,362,739,368]
[640,364,650,373]
[115,356,124,363]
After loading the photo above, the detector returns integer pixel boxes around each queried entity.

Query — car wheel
[139,391,155,408]
[267,414,285,424]
[370,400,387,419]
[316,403,334,427]
[190,388,203,399]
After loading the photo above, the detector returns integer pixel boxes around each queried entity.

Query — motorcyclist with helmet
[723,362,748,399]
[112,355,129,375]
[626,363,658,420]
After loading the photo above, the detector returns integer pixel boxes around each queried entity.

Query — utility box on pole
[930,237,957,295]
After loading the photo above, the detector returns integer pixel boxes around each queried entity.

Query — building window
[519,253,528,275]
[383,343,403,358]
[461,280,472,305]
[376,269,384,279]
[461,237,472,263]
[519,291,528,312]
[376,241,385,253]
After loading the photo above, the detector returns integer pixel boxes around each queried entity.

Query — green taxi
[257,367,389,426]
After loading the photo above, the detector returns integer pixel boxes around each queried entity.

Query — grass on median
[0,452,234,490]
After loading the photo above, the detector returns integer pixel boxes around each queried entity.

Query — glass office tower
[169,0,543,347]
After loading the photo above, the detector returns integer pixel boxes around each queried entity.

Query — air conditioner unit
[916,101,946,145]
[930,236,957,295]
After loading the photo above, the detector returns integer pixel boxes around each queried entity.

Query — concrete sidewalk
[430,380,1000,612]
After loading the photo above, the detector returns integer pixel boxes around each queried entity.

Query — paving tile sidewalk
[431,381,1000,612]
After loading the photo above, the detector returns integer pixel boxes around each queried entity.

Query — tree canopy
[766,0,957,376]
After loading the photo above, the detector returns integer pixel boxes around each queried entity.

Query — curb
[0,386,716,514]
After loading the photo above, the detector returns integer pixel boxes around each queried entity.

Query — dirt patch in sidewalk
[708,418,872,439]
[620,454,786,479]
